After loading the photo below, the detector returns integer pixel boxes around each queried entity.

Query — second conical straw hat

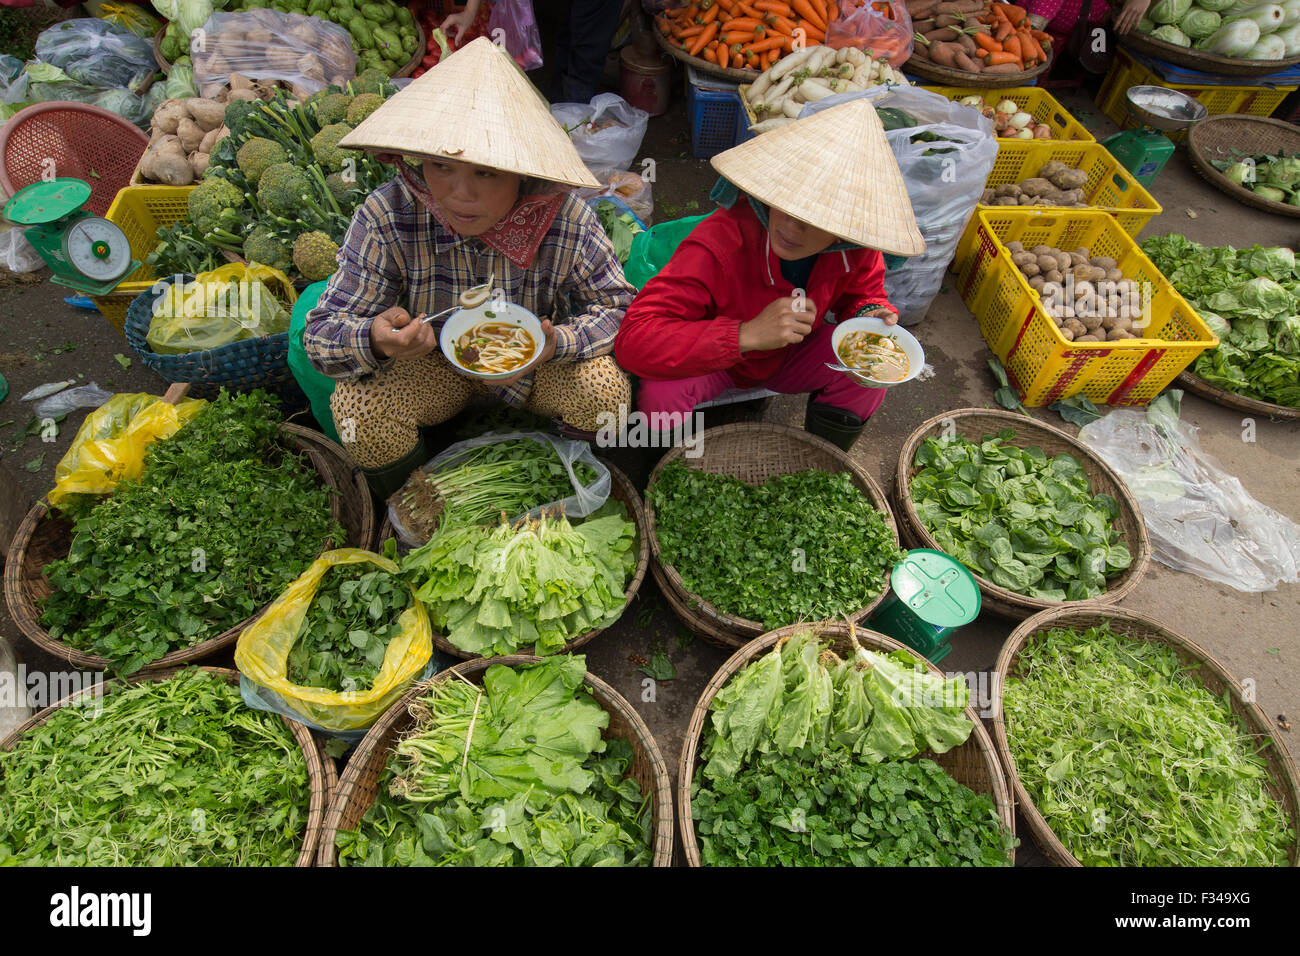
[339,37,599,188]
[710,98,924,256]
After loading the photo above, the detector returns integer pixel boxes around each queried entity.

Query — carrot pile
[905,0,1052,75]
[654,0,841,71]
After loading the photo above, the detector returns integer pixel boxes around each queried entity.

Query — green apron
[287,281,340,444]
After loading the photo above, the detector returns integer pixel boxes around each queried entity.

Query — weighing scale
[1102,86,1208,190]
[3,179,138,295]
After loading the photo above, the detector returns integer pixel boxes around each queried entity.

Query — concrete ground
[0,72,1296,865]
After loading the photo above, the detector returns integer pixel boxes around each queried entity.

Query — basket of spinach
[994,607,1300,867]
[6,390,345,674]
[679,624,1016,867]
[645,422,903,650]
[0,667,329,867]
[325,654,675,866]
[896,408,1150,620]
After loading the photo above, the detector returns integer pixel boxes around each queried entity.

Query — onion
[996,99,1019,114]
[1033,124,1052,138]
[1016,127,1034,139]
[981,106,996,118]
[959,94,985,107]
[1008,111,1034,129]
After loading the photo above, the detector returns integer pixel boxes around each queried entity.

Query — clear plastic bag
[1077,392,1300,592]
[47,393,207,507]
[146,263,296,355]
[573,165,653,223]
[551,93,649,172]
[192,10,356,98]
[35,382,114,420]
[234,549,434,734]
[24,61,166,127]
[387,430,612,548]
[488,0,544,71]
[826,0,915,66]
[0,227,44,274]
[35,18,157,93]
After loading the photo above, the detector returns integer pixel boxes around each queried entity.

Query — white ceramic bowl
[830,316,926,389]
[439,302,545,381]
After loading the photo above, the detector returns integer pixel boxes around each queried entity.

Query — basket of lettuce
[1123,0,1300,75]
[1143,233,1300,417]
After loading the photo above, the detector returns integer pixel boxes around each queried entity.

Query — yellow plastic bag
[235,549,433,732]
[98,2,164,38]
[146,262,297,355]
[48,393,207,507]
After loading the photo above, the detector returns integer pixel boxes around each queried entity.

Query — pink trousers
[636,321,887,420]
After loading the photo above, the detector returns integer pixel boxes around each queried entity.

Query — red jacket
[615,201,895,388]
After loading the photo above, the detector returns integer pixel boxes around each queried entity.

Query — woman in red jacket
[615,97,924,451]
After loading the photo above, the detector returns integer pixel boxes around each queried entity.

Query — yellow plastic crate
[91,184,194,336]
[957,208,1217,407]
[953,140,1161,273]
[923,86,1096,142]
[1097,49,1295,142]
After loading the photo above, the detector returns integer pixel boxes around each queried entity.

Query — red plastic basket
[0,103,148,215]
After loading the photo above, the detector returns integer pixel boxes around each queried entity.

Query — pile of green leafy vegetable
[594,199,644,265]
[1003,624,1294,867]
[692,631,1012,867]
[286,562,412,693]
[335,655,652,866]
[392,437,600,545]
[41,390,342,674]
[1141,234,1300,408]
[401,501,636,657]
[0,669,311,866]
[649,463,904,628]
[910,431,1131,601]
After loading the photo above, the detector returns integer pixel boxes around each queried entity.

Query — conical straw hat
[710,98,925,256]
[339,37,599,188]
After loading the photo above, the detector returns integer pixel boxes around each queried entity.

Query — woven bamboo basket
[1120,32,1300,78]
[653,26,757,82]
[992,605,1300,867]
[1188,115,1300,219]
[894,408,1149,620]
[380,458,650,661]
[645,422,898,650]
[905,51,1052,89]
[0,666,330,867]
[1176,369,1300,421]
[678,622,1015,867]
[282,423,376,548]
[3,426,344,673]
[317,655,674,866]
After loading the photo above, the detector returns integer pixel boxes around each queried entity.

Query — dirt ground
[0,65,1296,865]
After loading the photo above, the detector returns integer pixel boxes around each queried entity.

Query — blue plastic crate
[687,66,744,159]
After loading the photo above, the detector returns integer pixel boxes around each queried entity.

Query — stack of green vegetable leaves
[649,463,903,628]
[40,391,342,674]
[692,631,1013,866]
[0,670,311,866]
[1003,624,1294,866]
[401,501,636,657]
[594,199,644,265]
[1142,234,1300,408]
[335,655,652,866]
[910,431,1131,601]
[286,563,412,693]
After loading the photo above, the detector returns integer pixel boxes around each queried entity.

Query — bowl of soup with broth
[830,316,925,388]
[440,302,545,381]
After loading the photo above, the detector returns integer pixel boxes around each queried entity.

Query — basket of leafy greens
[0,667,330,866]
[679,623,1016,867]
[4,390,346,675]
[324,654,674,866]
[1141,233,1300,418]
[896,408,1150,620]
[1188,115,1300,217]
[994,606,1300,867]
[645,422,903,650]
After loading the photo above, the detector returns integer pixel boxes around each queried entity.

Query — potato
[144,135,193,186]
[152,99,186,135]
[1074,280,1095,297]
[229,73,255,91]
[1017,194,1037,205]
[1081,313,1103,332]
[1035,254,1057,273]
[1050,311,1064,327]
[1053,252,1071,274]
[1038,160,1069,180]
[1105,268,1123,283]
[1060,326,1075,341]
[1064,318,1086,336]
[186,98,226,131]
[1011,251,1035,266]
[1090,256,1117,271]
[995,183,1021,198]
[191,151,209,177]
[981,188,996,204]
[1074,247,1091,260]
[1021,261,1040,277]
[1048,167,1088,190]
[176,117,205,153]
[1007,241,1024,254]
[1109,329,1138,340]
[1032,245,1052,255]
[1028,275,1046,291]
[228,88,260,101]
[1076,334,1101,342]
[1018,177,1055,197]
[1044,269,1064,285]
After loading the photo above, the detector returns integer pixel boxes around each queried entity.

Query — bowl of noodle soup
[830,316,925,389]
[439,302,546,381]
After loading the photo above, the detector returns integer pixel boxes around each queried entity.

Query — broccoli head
[312,92,353,126]
[223,99,260,137]
[236,137,289,186]
[187,177,246,235]
[243,225,292,272]
[345,93,383,126]
[350,67,388,96]
[257,162,311,218]
[292,230,341,281]
[324,171,360,202]
[310,123,360,173]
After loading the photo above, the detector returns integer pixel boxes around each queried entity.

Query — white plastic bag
[387,430,612,548]
[801,87,997,325]
[1077,392,1300,592]
[0,227,44,274]
[551,93,649,172]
